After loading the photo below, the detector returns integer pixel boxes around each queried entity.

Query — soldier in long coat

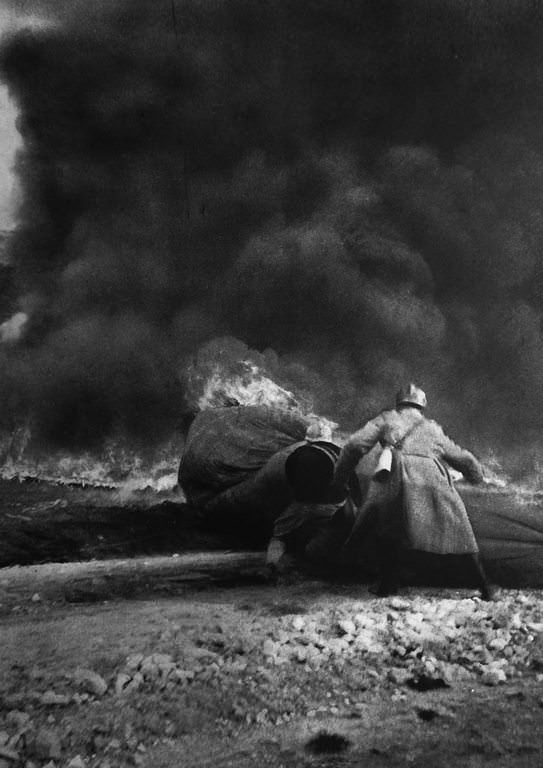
[334,384,495,599]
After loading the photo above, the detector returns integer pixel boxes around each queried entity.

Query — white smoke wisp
[0,310,27,343]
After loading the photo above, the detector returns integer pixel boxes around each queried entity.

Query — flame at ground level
[3,349,543,501]
[0,426,183,498]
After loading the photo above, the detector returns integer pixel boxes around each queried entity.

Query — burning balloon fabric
[178,404,309,510]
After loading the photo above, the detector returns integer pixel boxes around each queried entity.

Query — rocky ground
[3,478,543,767]
[3,566,543,768]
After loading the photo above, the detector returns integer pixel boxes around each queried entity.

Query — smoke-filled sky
[1,0,543,462]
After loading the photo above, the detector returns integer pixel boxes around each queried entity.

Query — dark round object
[285,441,341,502]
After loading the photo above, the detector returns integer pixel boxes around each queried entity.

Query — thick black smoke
[2,0,543,464]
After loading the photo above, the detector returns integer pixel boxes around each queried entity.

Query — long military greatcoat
[335,407,484,554]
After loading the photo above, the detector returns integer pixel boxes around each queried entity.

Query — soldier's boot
[371,538,400,597]
[472,553,497,601]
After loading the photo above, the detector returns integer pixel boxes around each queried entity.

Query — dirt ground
[3,479,543,768]
[3,562,543,768]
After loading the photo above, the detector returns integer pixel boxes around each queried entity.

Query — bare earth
[2,479,543,768]
[3,557,543,768]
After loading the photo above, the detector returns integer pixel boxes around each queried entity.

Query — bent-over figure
[334,383,495,600]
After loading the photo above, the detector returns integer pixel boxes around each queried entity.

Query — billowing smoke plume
[2,0,543,470]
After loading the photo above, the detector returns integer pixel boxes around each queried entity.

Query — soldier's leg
[303,517,351,577]
[470,552,496,601]
[371,536,401,596]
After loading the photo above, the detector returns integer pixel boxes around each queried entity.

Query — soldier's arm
[334,414,385,487]
[440,431,484,483]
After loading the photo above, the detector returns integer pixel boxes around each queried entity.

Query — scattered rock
[106,739,121,751]
[7,731,26,751]
[337,619,356,637]
[0,745,20,762]
[388,668,412,685]
[140,657,162,680]
[481,668,507,686]
[40,692,70,706]
[115,674,132,695]
[389,597,411,611]
[73,669,108,697]
[66,756,87,768]
[5,712,30,730]
[30,593,41,603]
[488,638,508,652]
[184,647,219,663]
[263,639,277,658]
[123,673,143,694]
[125,654,144,672]
[30,728,62,760]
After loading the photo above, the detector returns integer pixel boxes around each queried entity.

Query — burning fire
[0,344,530,497]
[0,423,182,496]
[188,352,339,441]
[198,360,299,411]
[0,348,341,491]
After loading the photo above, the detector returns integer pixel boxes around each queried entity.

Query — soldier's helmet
[305,420,333,442]
[396,383,427,410]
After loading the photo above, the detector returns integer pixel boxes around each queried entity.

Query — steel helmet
[305,420,333,442]
[396,383,427,409]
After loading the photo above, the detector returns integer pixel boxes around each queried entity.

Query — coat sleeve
[334,414,385,487]
[439,430,484,483]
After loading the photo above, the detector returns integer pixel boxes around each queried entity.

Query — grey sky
[0,5,49,230]
[0,83,20,230]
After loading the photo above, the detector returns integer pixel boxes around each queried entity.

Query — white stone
[66,757,87,768]
[481,668,507,686]
[41,691,70,706]
[263,639,277,657]
[389,597,411,611]
[337,619,356,636]
[115,674,132,695]
[73,669,108,697]
[125,654,144,671]
[123,673,144,694]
